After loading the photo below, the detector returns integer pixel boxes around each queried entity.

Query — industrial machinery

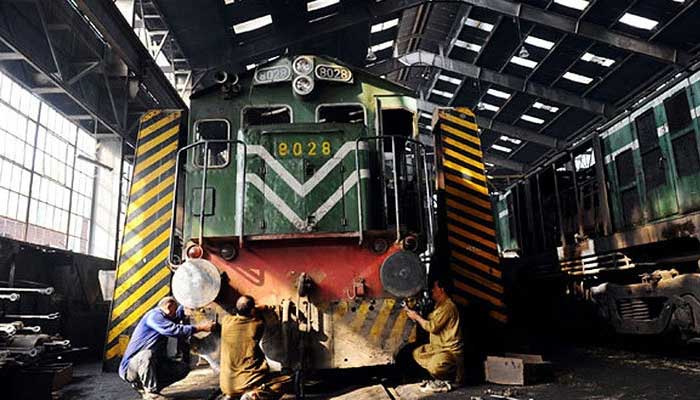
[104,55,504,372]
[495,69,700,341]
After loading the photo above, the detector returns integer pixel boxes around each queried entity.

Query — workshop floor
[59,345,700,400]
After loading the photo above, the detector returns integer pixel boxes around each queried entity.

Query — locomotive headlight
[293,75,315,96]
[293,56,314,75]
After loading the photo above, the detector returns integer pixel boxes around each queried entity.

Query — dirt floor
[58,345,700,400]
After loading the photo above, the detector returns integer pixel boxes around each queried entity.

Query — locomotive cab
[168,55,435,370]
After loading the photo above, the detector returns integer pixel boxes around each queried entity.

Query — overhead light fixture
[518,46,530,59]
[366,48,377,62]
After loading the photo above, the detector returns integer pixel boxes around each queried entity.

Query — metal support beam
[31,86,65,94]
[484,153,528,173]
[459,0,692,65]
[385,51,614,116]
[418,99,561,149]
[0,52,23,60]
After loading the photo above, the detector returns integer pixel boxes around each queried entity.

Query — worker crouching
[219,295,292,400]
[404,277,464,393]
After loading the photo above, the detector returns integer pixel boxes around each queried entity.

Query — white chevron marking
[247,141,368,197]
[313,169,370,222]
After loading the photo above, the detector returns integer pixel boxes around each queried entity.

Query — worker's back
[220,314,269,396]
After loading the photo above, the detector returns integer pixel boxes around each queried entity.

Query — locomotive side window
[194,119,230,167]
[664,91,691,132]
[242,106,292,126]
[316,104,366,124]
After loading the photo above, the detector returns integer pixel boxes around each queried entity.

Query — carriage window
[242,106,292,126]
[635,110,657,152]
[664,91,692,132]
[317,104,365,124]
[194,120,229,167]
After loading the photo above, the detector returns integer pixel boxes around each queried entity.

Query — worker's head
[158,296,179,318]
[236,295,255,317]
[430,277,451,303]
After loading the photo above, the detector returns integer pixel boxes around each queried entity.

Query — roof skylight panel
[563,71,593,84]
[553,0,589,11]
[432,89,454,99]
[510,56,537,69]
[521,114,545,124]
[370,40,394,52]
[581,52,615,67]
[500,135,522,145]
[371,18,399,33]
[533,102,559,113]
[487,89,511,99]
[478,102,500,112]
[437,75,462,85]
[233,15,273,34]
[465,18,494,32]
[619,13,658,30]
[491,144,513,153]
[453,40,482,53]
[307,0,339,12]
[524,36,555,50]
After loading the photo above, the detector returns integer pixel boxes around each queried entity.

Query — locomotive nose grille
[616,298,665,321]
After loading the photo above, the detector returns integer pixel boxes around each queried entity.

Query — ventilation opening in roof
[563,72,593,84]
[307,0,339,12]
[554,0,589,10]
[371,18,399,33]
[619,13,658,30]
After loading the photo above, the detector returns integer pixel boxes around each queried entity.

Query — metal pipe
[199,142,210,245]
[0,287,54,296]
[391,137,401,242]
[421,146,435,253]
[354,140,365,244]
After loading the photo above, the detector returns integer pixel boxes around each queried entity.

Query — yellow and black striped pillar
[433,107,507,324]
[103,110,183,370]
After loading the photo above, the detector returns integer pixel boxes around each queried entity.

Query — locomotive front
[169,56,435,370]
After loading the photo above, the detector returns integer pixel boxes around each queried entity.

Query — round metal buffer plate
[172,258,221,308]
[380,250,425,298]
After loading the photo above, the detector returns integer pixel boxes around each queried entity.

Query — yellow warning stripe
[120,212,171,256]
[451,248,501,279]
[443,159,486,182]
[441,123,480,146]
[450,263,503,294]
[136,125,179,157]
[134,141,179,176]
[446,198,493,222]
[138,111,180,139]
[140,110,162,124]
[453,279,504,308]
[445,185,492,210]
[447,210,496,237]
[350,302,372,332]
[123,192,174,236]
[443,136,482,158]
[106,285,171,350]
[454,107,475,118]
[489,310,508,323]
[129,159,176,196]
[369,299,396,344]
[445,172,489,196]
[447,222,497,250]
[439,111,479,132]
[387,310,409,348]
[117,229,170,278]
[111,267,171,321]
[126,175,175,215]
[113,246,169,299]
[448,235,500,264]
[334,301,349,320]
[443,147,484,170]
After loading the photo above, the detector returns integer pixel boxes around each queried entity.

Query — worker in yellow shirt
[405,277,464,393]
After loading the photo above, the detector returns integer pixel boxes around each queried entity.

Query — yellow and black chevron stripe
[103,110,183,368]
[433,107,507,324]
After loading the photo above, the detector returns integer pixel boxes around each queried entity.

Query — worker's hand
[404,307,419,321]
[195,320,216,332]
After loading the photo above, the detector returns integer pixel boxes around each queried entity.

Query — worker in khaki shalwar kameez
[405,278,464,393]
[219,296,291,400]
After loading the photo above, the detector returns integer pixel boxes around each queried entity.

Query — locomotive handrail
[168,139,247,266]
[354,136,434,250]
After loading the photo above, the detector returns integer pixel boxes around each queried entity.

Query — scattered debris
[485,354,553,385]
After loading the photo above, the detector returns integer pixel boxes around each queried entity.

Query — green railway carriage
[495,69,700,340]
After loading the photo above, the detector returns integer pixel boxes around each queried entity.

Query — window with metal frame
[242,106,292,126]
[316,104,366,124]
[664,91,692,133]
[193,119,230,167]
